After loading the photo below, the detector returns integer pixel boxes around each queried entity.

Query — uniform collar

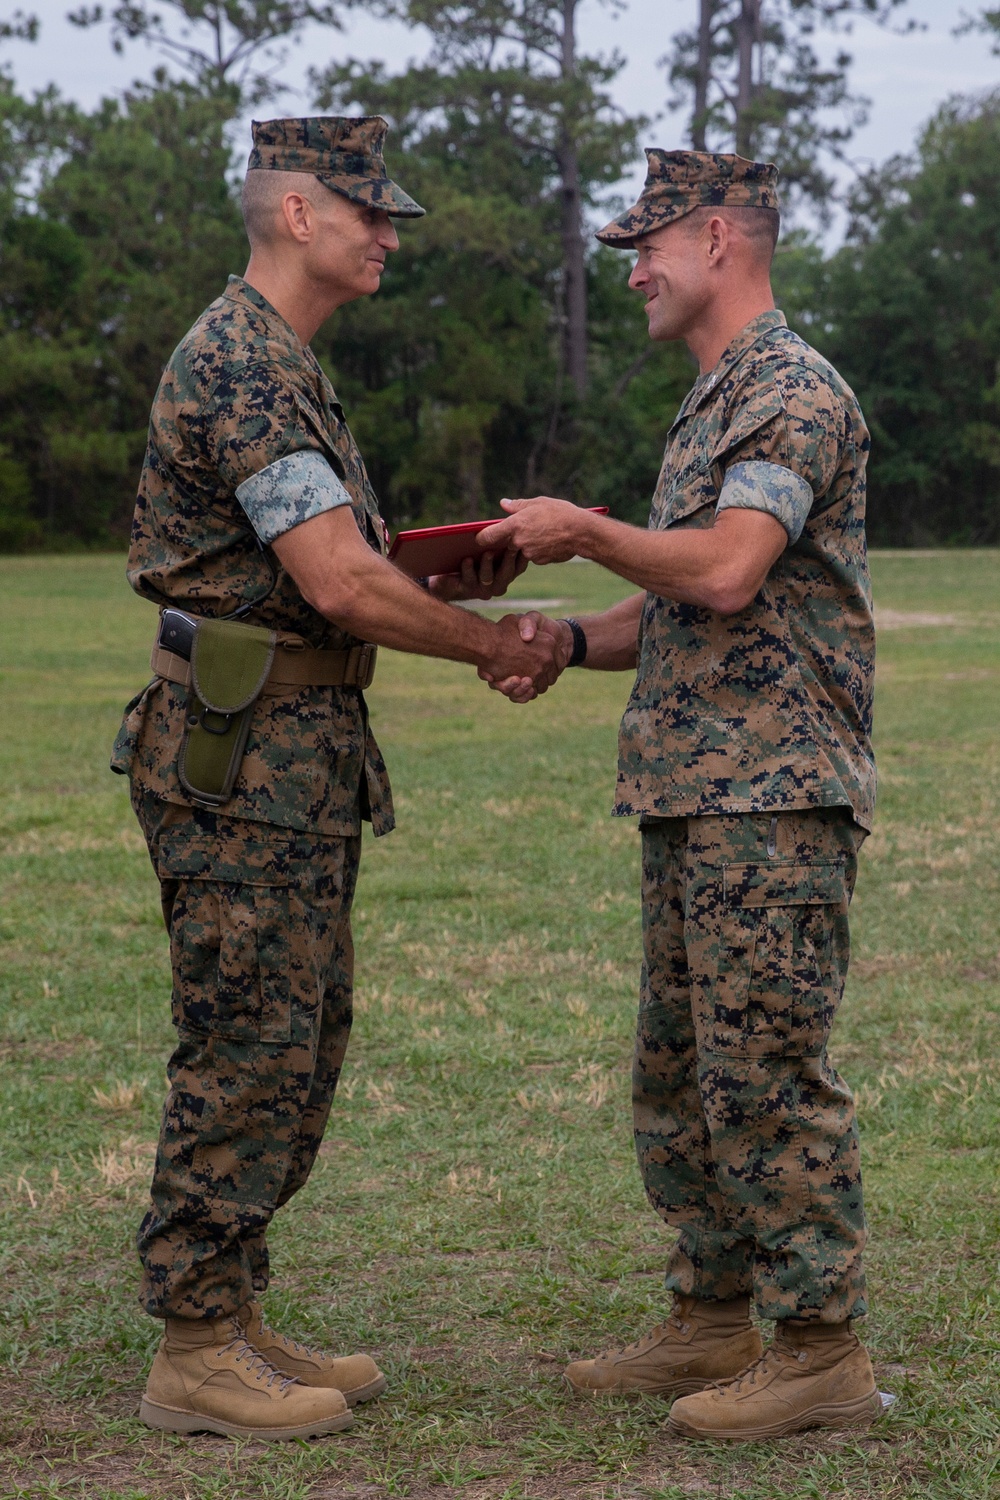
[222,274,338,400]
[672,308,788,428]
[223,274,305,353]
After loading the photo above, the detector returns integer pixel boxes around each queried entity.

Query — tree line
[1,1,998,549]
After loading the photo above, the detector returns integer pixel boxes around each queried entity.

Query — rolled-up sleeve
[236,450,352,544]
[716,460,814,544]
[710,367,847,545]
[199,361,356,542]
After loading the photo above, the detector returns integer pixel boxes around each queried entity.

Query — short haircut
[241,168,321,248]
[684,204,781,263]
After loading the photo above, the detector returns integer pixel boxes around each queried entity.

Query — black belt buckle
[159,608,198,661]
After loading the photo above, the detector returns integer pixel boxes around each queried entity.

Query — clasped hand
[480,612,573,704]
[418,504,582,701]
[425,546,526,601]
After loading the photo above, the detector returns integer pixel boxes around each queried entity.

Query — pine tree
[665,0,914,219]
[336,1,643,398]
[67,0,343,103]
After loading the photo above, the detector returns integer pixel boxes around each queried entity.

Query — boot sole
[565,1376,713,1400]
[668,1389,884,1441]
[139,1397,354,1441]
[344,1374,387,1407]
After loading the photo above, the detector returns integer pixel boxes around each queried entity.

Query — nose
[628,256,648,291]
[377,215,400,253]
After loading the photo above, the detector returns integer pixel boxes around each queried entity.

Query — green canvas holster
[177,618,276,807]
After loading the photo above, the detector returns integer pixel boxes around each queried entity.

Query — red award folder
[388,508,609,578]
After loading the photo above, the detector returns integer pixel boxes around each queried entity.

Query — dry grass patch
[92,1137,157,1193]
[92,1077,146,1113]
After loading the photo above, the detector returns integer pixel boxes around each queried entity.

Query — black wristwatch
[561,617,587,667]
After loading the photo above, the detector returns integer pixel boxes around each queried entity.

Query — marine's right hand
[480,613,562,700]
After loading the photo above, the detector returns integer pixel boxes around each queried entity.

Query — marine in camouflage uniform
[113,199,403,1326]
[112,116,557,1440]
[479,150,882,1437]
[620,300,874,1325]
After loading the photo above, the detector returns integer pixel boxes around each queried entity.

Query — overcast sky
[7,0,998,241]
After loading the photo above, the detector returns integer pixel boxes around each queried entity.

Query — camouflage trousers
[132,789,360,1320]
[635,808,867,1323]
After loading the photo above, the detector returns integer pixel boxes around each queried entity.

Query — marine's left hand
[426,546,527,601]
[477,497,589,566]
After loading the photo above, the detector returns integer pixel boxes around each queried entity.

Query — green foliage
[577,246,694,524]
[0,6,37,43]
[814,92,1000,544]
[0,74,246,546]
[312,13,659,521]
[67,0,345,102]
[0,8,996,547]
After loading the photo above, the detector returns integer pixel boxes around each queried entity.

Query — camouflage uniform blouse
[112,276,394,838]
[615,310,876,830]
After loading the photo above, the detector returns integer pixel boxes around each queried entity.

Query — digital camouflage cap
[247,116,425,218]
[596,149,779,247]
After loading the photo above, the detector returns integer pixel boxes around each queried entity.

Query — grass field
[0,551,998,1500]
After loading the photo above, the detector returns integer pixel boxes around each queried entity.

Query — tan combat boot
[238,1299,386,1406]
[564,1295,763,1398]
[140,1313,354,1440]
[668,1318,883,1439]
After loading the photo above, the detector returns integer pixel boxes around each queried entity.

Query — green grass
[0,551,998,1500]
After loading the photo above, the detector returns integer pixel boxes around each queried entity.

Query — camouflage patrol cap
[248,116,425,218]
[596,149,779,247]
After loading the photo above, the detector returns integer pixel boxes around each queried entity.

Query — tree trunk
[559,0,587,399]
[692,0,714,150]
[734,0,761,158]
[458,430,484,521]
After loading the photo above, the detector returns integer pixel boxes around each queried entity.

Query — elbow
[707,587,758,617]
[697,570,761,617]
[304,573,367,633]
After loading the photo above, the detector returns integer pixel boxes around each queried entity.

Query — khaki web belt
[151,639,377,694]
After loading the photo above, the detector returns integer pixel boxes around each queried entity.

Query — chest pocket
[651,453,718,531]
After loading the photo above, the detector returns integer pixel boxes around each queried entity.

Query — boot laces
[713,1347,771,1395]
[258,1315,328,1363]
[711,1338,800,1397]
[219,1320,298,1391]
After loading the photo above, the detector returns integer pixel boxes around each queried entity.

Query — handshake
[425,493,601,704]
[479,610,572,704]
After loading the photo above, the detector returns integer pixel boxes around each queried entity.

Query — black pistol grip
[159,608,198,661]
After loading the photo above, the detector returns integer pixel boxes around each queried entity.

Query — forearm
[319,550,497,667]
[482,500,788,616]
[571,592,644,670]
[575,510,781,615]
[272,516,498,669]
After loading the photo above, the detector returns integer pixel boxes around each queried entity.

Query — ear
[280,191,314,245]
[705,214,731,264]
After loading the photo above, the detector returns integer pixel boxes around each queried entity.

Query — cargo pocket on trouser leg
[709,860,848,1059]
[274,837,361,1213]
[693,856,866,1320]
[166,878,291,1045]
